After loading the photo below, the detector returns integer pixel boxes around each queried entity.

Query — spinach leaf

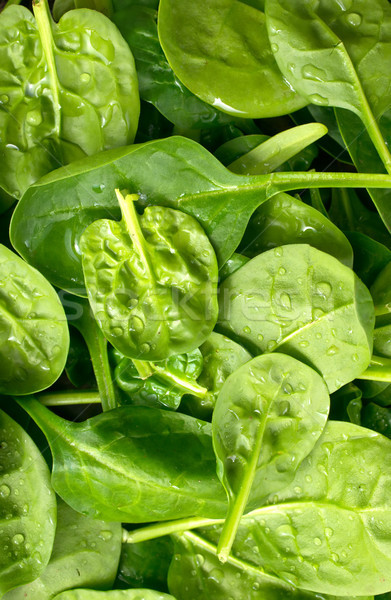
[182,331,252,419]
[17,398,227,522]
[65,327,95,389]
[81,190,219,361]
[4,498,122,599]
[212,353,329,561]
[240,193,354,267]
[347,231,391,287]
[54,591,175,599]
[266,0,391,174]
[370,262,391,316]
[218,253,250,282]
[0,410,56,597]
[115,537,173,592]
[361,403,391,439]
[329,383,362,425]
[113,4,233,129]
[218,244,374,392]
[158,0,307,118]
[10,136,391,293]
[0,0,139,199]
[168,530,362,600]
[115,349,204,410]
[0,244,69,395]
[221,421,391,596]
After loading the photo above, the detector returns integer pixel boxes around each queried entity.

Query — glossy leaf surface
[241,193,353,266]
[81,192,218,361]
[4,498,122,599]
[212,353,329,560]
[0,410,56,597]
[0,244,69,395]
[10,136,391,294]
[116,537,173,592]
[0,1,139,198]
[222,421,391,596]
[113,4,232,129]
[18,398,227,522]
[158,0,306,118]
[54,590,175,599]
[218,244,374,392]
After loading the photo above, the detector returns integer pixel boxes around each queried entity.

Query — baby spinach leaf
[182,332,252,419]
[212,353,329,561]
[0,410,56,597]
[227,123,326,176]
[168,530,356,600]
[0,244,69,396]
[80,190,219,361]
[329,383,362,425]
[4,498,122,600]
[17,398,227,522]
[218,253,250,282]
[0,0,139,199]
[115,349,204,410]
[54,591,175,599]
[10,136,391,294]
[347,231,391,287]
[361,402,391,439]
[224,421,391,596]
[158,0,307,118]
[115,537,173,592]
[113,4,233,129]
[240,193,354,267]
[370,262,391,316]
[218,244,374,392]
[65,327,95,389]
[266,0,391,173]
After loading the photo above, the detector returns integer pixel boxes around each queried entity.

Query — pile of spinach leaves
[2,0,391,598]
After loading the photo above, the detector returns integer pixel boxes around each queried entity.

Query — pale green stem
[361,108,391,176]
[122,516,223,544]
[152,364,207,398]
[33,0,61,134]
[38,391,101,406]
[133,359,154,380]
[217,419,266,563]
[357,355,391,382]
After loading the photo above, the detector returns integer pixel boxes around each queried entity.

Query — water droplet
[243,326,251,334]
[279,400,290,415]
[257,333,264,342]
[0,484,10,497]
[12,533,25,545]
[314,537,322,546]
[278,267,286,276]
[80,72,91,83]
[305,475,312,483]
[208,568,223,583]
[283,383,293,395]
[315,332,322,339]
[326,345,339,356]
[0,94,9,104]
[129,315,144,333]
[294,486,302,494]
[298,555,304,563]
[346,12,361,26]
[325,527,333,537]
[352,353,359,362]
[0,441,8,449]
[267,340,277,351]
[299,340,309,348]
[302,64,327,82]
[92,183,106,193]
[316,282,332,298]
[280,292,291,310]
[274,247,283,257]
[331,552,339,562]
[99,530,113,541]
[309,93,329,106]
[195,553,205,566]
[112,326,124,337]
[26,110,42,126]
[139,342,151,354]
[271,43,279,53]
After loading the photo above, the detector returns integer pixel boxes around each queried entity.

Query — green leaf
[218,244,374,392]
[0,1,139,199]
[158,0,307,118]
[4,498,122,599]
[54,590,175,599]
[17,398,227,522]
[241,193,353,267]
[266,0,391,173]
[113,4,232,129]
[370,262,391,316]
[0,410,56,597]
[223,421,391,596]
[347,231,391,287]
[10,136,391,294]
[115,537,173,592]
[212,353,329,561]
[0,245,69,395]
[81,190,219,361]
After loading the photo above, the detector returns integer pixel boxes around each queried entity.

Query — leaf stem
[33,0,61,135]
[361,110,391,176]
[357,355,391,382]
[152,364,207,399]
[38,391,101,406]
[133,359,154,380]
[122,516,223,544]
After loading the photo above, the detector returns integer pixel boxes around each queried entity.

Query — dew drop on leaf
[0,484,11,497]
